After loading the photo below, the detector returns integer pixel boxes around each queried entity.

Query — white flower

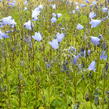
[24,20,34,30]
[76,24,84,30]
[90,19,101,28]
[72,10,76,14]
[24,7,28,11]
[49,39,59,49]
[32,32,42,41]
[51,4,56,9]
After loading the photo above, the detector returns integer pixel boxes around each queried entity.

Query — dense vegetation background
[0,0,109,109]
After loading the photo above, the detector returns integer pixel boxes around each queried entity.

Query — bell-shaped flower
[24,0,28,5]
[90,36,100,45]
[102,7,108,13]
[51,4,56,9]
[88,61,96,71]
[89,11,96,19]
[49,39,59,49]
[90,19,101,28]
[76,24,84,30]
[57,13,62,18]
[32,10,40,20]
[80,4,86,7]
[24,20,34,30]
[32,5,43,21]
[72,10,76,14]
[24,7,28,11]
[100,51,108,60]
[52,13,57,17]
[1,16,16,27]
[56,33,65,42]
[51,17,57,23]
[8,0,16,7]
[32,32,42,41]
[85,0,89,3]
[92,1,97,5]
[73,54,81,64]
[68,46,76,53]
[38,5,43,10]
[88,50,91,55]
[0,30,9,39]
[75,6,80,11]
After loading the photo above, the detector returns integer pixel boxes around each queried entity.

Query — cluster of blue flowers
[0,0,108,73]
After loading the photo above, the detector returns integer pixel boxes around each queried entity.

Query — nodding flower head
[88,61,96,71]
[51,4,56,9]
[80,4,86,8]
[57,13,62,18]
[85,0,89,3]
[90,19,101,28]
[100,51,108,60]
[56,33,65,42]
[32,5,43,21]
[76,24,84,30]
[8,0,16,7]
[24,20,34,30]
[32,32,42,42]
[68,46,76,53]
[89,11,96,19]
[24,0,28,5]
[1,16,16,28]
[102,7,108,13]
[90,36,100,46]
[51,17,57,23]
[73,54,81,65]
[0,30,9,39]
[49,39,59,50]
[92,1,97,5]
[75,5,80,11]
[52,13,62,18]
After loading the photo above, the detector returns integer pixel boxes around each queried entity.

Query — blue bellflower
[100,51,108,60]
[89,11,96,19]
[51,17,57,23]
[24,20,34,30]
[88,61,96,71]
[77,24,84,30]
[56,33,65,42]
[90,19,101,28]
[0,30,9,39]
[90,36,100,45]
[49,39,59,49]
[32,32,42,41]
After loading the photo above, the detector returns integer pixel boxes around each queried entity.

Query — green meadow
[0,0,109,109]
